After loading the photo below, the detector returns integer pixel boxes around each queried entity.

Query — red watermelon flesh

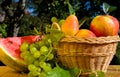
[0,35,39,72]
[21,35,39,43]
[0,35,39,59]
[0,37,21,60]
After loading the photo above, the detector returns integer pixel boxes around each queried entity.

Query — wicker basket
[55,36,120,76]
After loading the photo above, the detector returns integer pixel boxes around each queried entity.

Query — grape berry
[20,39,54,77]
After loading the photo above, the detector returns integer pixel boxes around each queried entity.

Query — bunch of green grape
[20,38,55,77]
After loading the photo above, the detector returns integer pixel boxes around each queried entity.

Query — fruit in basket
[75,29,96,37]
[90,15,119,37]
[61,14,79,36]
[0,35,39,72]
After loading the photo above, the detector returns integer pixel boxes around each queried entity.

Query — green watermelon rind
[0,45,28,72]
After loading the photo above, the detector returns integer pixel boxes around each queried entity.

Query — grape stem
[42,41,53,61]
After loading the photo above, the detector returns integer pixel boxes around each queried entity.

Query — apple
[61,15,79,36]
[75,29,96,37]
[90,15,119,37]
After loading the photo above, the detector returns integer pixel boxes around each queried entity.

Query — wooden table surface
[0,65,120,77]
[0,66,27,77]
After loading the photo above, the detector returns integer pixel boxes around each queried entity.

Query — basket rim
[60,35,120,44]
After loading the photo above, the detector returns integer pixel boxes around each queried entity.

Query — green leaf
[69,67,80,77]
[103,2,110,14]
[67,2,75,15]
[102,2,117,14]
[97,71,105,77]
[45,63,72,77]
[89,72,96,77]
[89,71,105,77]
[108,6,117,13]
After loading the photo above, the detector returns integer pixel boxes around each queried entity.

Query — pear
[61,15,79,36]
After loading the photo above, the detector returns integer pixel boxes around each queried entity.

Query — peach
[75,29,96,37]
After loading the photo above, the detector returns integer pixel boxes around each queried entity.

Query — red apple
[90,15,119,37]
[75,29,96,37]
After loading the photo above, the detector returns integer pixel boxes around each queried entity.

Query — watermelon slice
[0,35,39,72]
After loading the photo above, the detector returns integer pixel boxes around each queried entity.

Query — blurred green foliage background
[0,0,120,37]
